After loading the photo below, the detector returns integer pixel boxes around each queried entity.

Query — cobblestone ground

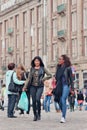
[0,105,87,130]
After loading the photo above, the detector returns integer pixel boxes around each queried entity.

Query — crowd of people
[0,55,87,123]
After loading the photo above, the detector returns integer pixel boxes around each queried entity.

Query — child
[44,79,53,112]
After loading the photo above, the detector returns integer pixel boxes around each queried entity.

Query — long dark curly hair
[31,56,44,67]
[61,54,71,67]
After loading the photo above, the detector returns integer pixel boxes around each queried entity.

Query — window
[72,0,76,5]
[37,6,42,22]
[38,48,42,58]
[38,27,42,44]
[23,11,27,27]
[6,56,9,67]
[52,43,57,61]
[52,19,57,37]
[31,50,35,60]
[72,12,77,32]
[24,52,27,66]
[84,37,87,56]
[61,42,66,54]
[30,9,35,46]
[15,15,19,30]
[10,17,13,28]
[52,0,57,12]
[5,38,9,53]
[84,8,87,29]
[72,39,78,58]
[61,16,66,30]
[46,45,49,61]
[24,32,27,47]
[0,23,2,37]
[16,54,20,64]
[10,37,14,47]
[31,9,35,24]
[4,20,8,34]
[16,35,19,49]
[83,72,87,88]
[74,73,79,88]
[2,40,5,51]
[31,27,35,45]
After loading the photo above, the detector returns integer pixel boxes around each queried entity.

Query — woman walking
[24,56,52,121]
[6,63,25,118]
[16,64,30,115]
[53,55,74,123]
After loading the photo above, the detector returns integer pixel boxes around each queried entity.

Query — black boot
[37,110,41,120]
[37,114,41,120]
[33,115,37,121]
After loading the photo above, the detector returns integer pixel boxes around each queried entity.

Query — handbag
[8,72,18,93]
[18,92,28,111]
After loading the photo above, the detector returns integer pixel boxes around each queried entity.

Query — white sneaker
[60,117,66,123]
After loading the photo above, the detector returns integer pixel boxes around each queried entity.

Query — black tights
[30,86,43,116]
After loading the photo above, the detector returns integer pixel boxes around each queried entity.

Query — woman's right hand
[22,87,27,91]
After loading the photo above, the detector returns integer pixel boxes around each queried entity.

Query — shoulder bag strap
[10,72,14,83]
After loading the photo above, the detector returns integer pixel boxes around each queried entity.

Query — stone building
[0,0,87,89]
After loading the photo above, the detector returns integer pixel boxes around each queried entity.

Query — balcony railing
[8,47,13,54]
[8,28,13,35]
[57,4,66,15]
[57,30,66,41]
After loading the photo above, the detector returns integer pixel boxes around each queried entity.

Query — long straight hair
[16,64,26,80]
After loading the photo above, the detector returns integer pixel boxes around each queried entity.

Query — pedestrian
[53,54,74,123]
[6,63,25,118]
[16,64,30,115]
[77,91,84,111]
[85,94,87,110]
[44,79,53,112]
[68,90,75,112]
[0,84,6,111]
[23,56,52,121]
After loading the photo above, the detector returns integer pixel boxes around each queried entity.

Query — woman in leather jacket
[24,56,52,121]
[54,54,74,123]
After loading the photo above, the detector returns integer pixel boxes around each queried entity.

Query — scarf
[53,65,66,103]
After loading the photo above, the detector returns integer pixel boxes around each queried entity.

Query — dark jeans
[70,103,74,111]
[8,94,17,117]
[30,86,43,116]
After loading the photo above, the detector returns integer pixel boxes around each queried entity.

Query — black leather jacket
[63,67,74,89]
[24,67,52,88]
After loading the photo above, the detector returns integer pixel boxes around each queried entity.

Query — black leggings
[30,86,43,116]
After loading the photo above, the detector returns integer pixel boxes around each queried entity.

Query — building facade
[0,0,87,89]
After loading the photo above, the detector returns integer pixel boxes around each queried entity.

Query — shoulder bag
[8,72,18,93]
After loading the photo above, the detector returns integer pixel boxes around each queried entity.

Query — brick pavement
[0,105,87,130]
